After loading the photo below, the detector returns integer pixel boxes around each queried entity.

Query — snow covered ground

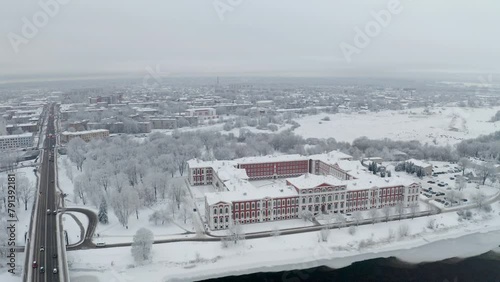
[63,214,85,245]
[68,201,500,282]
[293,106,500,145]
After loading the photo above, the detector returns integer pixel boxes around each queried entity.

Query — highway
[29,103,60,281]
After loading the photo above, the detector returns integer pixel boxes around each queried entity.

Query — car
[53,268,58,274]
[446,187,452,190]
[46,209,51,214]
[40,267,45,273]
[51,180,54,183]
[427,180,435,184]
[462,199,468,202]
[32,261,38,268]
[53,253,57,259]
[438,183,445,187]
[53,210,57,215]
[450,177,455,180]
[96,242,106,247]
[40,246,44,252]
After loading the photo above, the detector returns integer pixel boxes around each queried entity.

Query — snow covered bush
[348,225,357,236]
[319,227,330,242]
[131,228,154,264]
[426,218,436,230]
[398,224,410,239]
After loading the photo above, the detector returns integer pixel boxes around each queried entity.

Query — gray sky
[1,0,499,79]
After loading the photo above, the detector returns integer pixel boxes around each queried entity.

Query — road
[29,103,60,281]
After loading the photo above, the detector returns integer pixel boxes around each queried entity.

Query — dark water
[200,251,500,282]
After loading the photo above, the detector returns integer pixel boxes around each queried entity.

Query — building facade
[0,133,33,150]
[60,129,109,143]
[190,151,421,231]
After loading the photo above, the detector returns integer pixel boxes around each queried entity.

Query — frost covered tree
[98,199,109,224]
[472,192,487,210]
[17,175,33,211]
[368,208,378,224]
[395,202,405,220]
[111,185,139,227]
[382,205,391,222]
[131,228,154,263]
[148,209,171,225]
[410,204,419,219]
[335,213,346,228]
[352,211,363,226]
[67,137,87,171]
[457,158,470,176]
[475,161,496,185]
[228,221,245,244]
[319,227,330,242]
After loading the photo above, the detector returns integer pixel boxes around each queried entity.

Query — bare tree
[395,202,405,220]
[447,190,463,207]
[398,224,410,238]
[474,161,496,185]
[228,221,245,244]
[352,211,363,226]
[382,205,391,222]
[472,192,487,210]
[368,208,378,224]
[410,204,419,219]
[457,158,469,176]
[335,213,346,228]
[17,175,34,211]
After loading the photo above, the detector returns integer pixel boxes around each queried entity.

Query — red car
[32,261,38,268]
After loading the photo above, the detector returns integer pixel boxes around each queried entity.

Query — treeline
[456,131,500,161]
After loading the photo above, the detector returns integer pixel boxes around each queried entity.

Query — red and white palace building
[187,151,421,230]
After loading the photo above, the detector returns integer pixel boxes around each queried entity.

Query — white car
[53,268,58,274]
[46,209,51,214]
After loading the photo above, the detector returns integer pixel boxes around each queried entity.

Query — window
[287,199,290,205]
[240,203,244,210]
[302,198,306,204]
[214,209,217,215]
[257,202,260,209]
[225,217,228,222]
[251,202,255,209]
[235,204,239,211]
[236,213,239,219]
[246,203,250,209]
[322,196,325,203]
[328,195,332,201]
[214,218,217,223]
[220,208,223,214]
[225,207,228,213]
[309,198,312,203]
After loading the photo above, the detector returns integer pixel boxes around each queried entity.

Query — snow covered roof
[287,174,345,189]
[61,129,109,136]
[407,158,432,168]
[309,150,353,165]
[237,154,308,165]
[0,133,33,140]
[205,184,297,205]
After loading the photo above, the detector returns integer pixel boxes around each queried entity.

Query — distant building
[406,158,433,176]
[150,118,177,129]
[185,108,218,121]
[60,129,109,143]
[0,118,7,135]
[0,133,33,150]
[362,157,383,164]
[188,151,420,230]
[6,123,38,134]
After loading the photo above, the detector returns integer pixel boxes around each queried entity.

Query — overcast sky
[1,0,499,79]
